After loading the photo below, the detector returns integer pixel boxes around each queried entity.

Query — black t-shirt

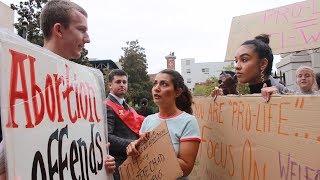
[248,79,272,94]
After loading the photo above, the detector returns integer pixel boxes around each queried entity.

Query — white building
[0,2,14,31]
[181,58,233,90]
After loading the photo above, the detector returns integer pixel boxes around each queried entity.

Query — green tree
[193,77,219,96]
[11,0,90,65]
[119,40,153,107]
[237,83,250,95]
[102,67,112,94]
[11,0,47,46]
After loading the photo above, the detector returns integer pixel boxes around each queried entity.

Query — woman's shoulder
[178,112,198,123]
[140,113,160,133]
[146,112,158,117]
[144,113,159,121]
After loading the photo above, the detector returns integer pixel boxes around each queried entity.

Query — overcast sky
[2,0,302,74]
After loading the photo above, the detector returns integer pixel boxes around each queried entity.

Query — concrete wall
[0,2,14,31]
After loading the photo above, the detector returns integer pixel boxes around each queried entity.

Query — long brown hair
[159,69,193,114]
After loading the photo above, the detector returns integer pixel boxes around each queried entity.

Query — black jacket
[106,94,139,179]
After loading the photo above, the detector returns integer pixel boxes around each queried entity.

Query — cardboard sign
[119,122,183,180]
[0,2,14,31]
[189,95,320,180]
[0,30,109,179]
[225,0,320,60]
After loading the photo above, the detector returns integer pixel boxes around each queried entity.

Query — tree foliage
[11,0,47,46]
[102,67,112,95]
[193,76,250,96]
[11,0,90,65]
[193,77,219,96]
[119,40,153,107]
[237,83,250,95]
[193,62,250,96]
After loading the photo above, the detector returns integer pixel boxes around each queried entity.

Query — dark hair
[40,0,87,40]
[140,98,148,106]
[316,72,320,89]
[219,70,237,84]
[159,69,193,114]
[108,69,128,82]
[220,70,236,77]
[242,34,273,76]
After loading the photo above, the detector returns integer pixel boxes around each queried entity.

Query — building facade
[89,59,120,72]
[181,58,233,90]
[276,49,320,90]
[165,52,176,70]
[0,2,14,31]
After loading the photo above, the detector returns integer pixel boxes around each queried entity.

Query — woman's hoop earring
[260,70,265,83]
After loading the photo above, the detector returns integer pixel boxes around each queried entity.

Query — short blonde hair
[296,66,318,91]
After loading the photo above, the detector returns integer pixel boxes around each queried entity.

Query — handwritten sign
[190,95,320,180]
[119,122,183,180]
[0,2,14,31]
[0,30,109,179]
[225,0,320,60]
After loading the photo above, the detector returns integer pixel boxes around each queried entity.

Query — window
[186,60,190,66]
[187,78,191,83]
[202,68,209,74]
[186,68,191,73]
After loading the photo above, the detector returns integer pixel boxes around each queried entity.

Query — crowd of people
[0,0,319,180]
[0,1,200,179]
[212,34,320,101]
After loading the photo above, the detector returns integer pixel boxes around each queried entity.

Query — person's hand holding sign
[211,87,223,101]
[126,132,150,157]
[104,143,116,174]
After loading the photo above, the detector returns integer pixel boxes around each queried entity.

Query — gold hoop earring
[260,71,265,83]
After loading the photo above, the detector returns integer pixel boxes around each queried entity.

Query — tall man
[0,0,116,177]
[106,69,144,180]
[41,0,116,175]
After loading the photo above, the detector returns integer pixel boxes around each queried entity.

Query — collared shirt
[110,93,125,105]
